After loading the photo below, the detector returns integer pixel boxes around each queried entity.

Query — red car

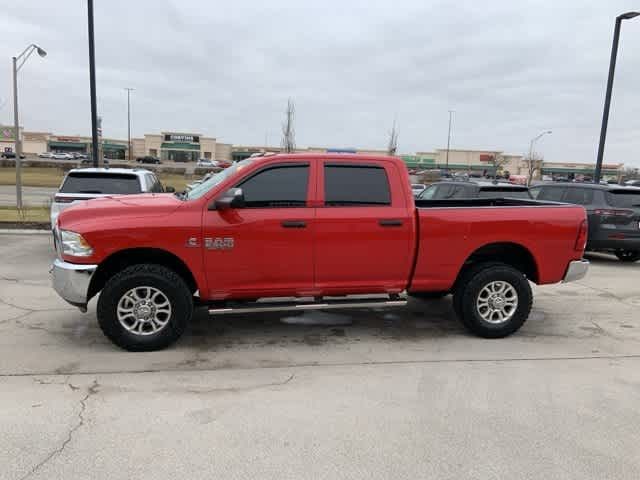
[51,154,588,351]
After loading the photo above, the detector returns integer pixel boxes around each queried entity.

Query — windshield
[185,159,254,200]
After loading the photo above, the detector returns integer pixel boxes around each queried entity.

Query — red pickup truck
[51,154,589,351]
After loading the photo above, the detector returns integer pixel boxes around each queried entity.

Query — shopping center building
[1,124,626,179]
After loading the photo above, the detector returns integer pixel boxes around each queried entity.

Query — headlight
[60,230,94,257]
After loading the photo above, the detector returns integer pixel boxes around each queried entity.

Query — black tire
[97,264,193,351]
[453,263,532,338]
[409,291,448,300]
[615,250,640,263]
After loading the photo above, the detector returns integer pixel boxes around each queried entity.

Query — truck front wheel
[97,264,193,351]
[454,263,532,338]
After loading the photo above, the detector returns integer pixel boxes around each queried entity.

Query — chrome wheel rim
[476,281,518,324]
[117,286,172,336]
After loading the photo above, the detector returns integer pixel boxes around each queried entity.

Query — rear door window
[60,173,142,194]
[324,164,391,206]
[563,188,594,205]
[537,186,566,202]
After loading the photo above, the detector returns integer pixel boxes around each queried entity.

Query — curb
[0,229,51,235]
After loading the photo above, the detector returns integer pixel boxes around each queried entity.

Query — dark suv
[530,183,640,262]
[418,180,532,200]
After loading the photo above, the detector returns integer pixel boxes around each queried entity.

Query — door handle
[281,220,307,228]
[379,219,403,227]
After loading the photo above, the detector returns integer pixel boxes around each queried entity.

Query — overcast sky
[1,0,639,166]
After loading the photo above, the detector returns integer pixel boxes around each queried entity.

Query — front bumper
[562,259,589,283]
[50,259,97,311]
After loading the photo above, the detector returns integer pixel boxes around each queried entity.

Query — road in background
[0,185,57,207]
[1,234,640,479]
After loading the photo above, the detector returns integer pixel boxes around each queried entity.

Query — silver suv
[50,168,170,227]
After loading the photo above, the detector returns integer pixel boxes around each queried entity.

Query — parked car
[51,153,588,351]
[50,167,174,227]
[136,156,161,164]
[72,152,88,159]
[216,159,232,168]
[38,152,54,158]
[187,172,214,190]
[51,152,73,160]
[418,180,532,200]
[80,157,108,166]
[411,184,426,197]
[529,182,640,262]
[1,151,26,159]
[196,159,218,168]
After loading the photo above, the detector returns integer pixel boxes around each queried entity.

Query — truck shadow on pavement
[183,297,463,350]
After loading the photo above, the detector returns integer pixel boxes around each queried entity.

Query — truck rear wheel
[97,264,193,351]
[453,263,532,338]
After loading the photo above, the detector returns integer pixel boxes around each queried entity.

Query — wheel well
[457,242,539,285]
[87,248,197,300]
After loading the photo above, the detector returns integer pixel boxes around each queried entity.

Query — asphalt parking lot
[1,233,640,479]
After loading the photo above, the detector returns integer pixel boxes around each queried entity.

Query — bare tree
[523,151,544,185]
[281,98,296,153]
[387,120,399,156]
[488,152,509,177]
[621,167,639,182]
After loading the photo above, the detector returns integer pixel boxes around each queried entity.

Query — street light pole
[527,130,552,184]
[87,0,100,168]
[124,88,134,161]
[12,44,47,210]
[594,11,639,183]
[12,57,21,210]
[445,110,454,171]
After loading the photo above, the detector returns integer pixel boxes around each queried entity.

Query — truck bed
[409,200,586,292]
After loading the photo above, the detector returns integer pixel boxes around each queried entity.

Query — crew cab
[51,154,589,351]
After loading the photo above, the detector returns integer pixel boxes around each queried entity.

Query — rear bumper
[588,237,640,252]
[50,259,97,311]
[563,259,589,283]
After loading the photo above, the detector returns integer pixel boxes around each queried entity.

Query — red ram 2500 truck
[51,154,589,351]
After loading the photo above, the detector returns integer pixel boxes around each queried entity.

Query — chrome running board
[208,297,407,315]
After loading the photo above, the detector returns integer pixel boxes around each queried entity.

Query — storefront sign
[56,136,81,142]
[165,134,199,143]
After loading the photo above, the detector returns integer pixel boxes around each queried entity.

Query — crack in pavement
[574,281,638,307]
[184,373,295,394]
[19,379,100,480]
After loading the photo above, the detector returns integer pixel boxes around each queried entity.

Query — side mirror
[164,186,175,193]
[210,188,245,210]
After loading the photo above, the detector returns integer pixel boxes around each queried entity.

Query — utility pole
[87,0,99,167]
[124,87,134,161]
[445,110,454,171]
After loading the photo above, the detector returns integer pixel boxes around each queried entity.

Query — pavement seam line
[2,354,640,379]
[185,373,295,394]
[18,379,100,480]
